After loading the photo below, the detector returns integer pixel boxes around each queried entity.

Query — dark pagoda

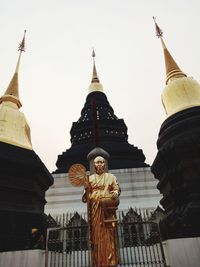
[0,32,53,251]
[151,19,200,240]
[55,51,148,173]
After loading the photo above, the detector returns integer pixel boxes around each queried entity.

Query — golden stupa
[0,31,32,150]
[154,17,200,117]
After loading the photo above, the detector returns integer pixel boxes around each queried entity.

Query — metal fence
[46,208,166,267]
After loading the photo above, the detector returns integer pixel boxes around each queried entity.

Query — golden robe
[87,173,120,267]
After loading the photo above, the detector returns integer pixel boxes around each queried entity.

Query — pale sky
[0,0,200,172]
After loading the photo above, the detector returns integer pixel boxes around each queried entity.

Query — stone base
[0,249,45,267]
[163,237,200,267]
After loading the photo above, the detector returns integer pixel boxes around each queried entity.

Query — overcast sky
[0,0,200,172]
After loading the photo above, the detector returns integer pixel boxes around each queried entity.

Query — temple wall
[45,167,161,215]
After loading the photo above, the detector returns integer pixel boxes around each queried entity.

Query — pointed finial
[91,48,100,83]
[15,30,26,73]
[18,29,26,52]
[153,16,163,38]
[153,16,166,49]
[92,48,96,58]
[153,17,186,84]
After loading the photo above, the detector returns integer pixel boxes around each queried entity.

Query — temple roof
[54,52,148,173]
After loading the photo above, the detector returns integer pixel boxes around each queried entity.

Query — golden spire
[88,49,103,93]
[91,49,100,83]
[0,30,26,108]
[153,17,186,84]
[153,18,200,118]
[0,30,32,150]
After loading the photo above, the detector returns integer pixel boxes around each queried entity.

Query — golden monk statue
[82,156,120,267]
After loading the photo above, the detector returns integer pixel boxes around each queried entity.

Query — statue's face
[94,156,105,175]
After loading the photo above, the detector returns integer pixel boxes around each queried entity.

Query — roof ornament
[91,48,100,83]
[15,29,26,73]
[18,30,26,52]
[153,16,163,38]
[92,48,96,61]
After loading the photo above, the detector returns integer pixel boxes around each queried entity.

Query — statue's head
[94,156,105,175]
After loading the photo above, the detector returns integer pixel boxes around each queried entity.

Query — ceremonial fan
[68,164,87,187]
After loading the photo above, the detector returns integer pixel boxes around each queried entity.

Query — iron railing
[46,208,166,267]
